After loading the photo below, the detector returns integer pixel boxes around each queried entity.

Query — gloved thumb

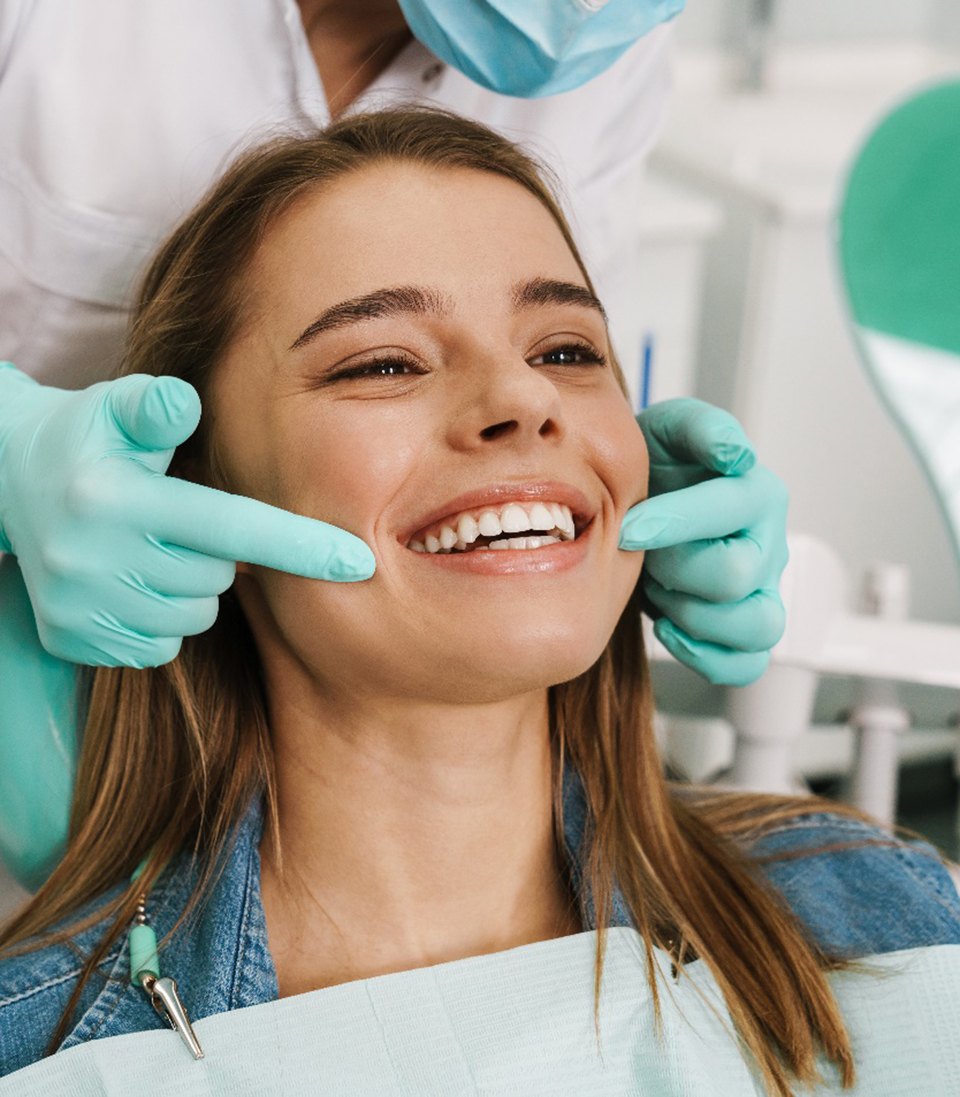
[105,374,203,452]
[639,398,757,476]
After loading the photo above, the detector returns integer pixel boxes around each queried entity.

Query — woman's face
[211,161,647,704]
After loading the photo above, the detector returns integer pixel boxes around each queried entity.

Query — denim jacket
[3,768,960,1078]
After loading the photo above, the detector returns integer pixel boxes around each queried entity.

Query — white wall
[677,0,941,49]
[932,0,960,46]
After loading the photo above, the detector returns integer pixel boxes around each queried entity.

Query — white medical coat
[0,0,671,390]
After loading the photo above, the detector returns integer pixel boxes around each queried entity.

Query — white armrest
[796,613,960,690]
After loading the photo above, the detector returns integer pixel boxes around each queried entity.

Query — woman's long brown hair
[0,108,907,1094]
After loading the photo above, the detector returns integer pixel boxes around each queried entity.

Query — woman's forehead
[249,161,583,304]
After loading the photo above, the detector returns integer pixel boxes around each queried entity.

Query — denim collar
[59,764,628,1049]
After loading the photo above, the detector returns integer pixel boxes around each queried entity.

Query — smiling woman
[207,149,646,716]
[1,109,959,1096]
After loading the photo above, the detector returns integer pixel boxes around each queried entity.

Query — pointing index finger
[620,468,780,551]
[144,477,376,581]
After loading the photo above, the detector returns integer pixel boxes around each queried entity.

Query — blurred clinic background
[598,0,960,871]
[4,0,960,915]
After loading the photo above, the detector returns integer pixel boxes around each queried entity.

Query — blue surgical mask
[397,0,684,99]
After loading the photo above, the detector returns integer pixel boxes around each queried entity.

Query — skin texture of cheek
[589,391,649,509]
[587,397,649,631]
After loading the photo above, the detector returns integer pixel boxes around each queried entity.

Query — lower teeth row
[481,535,562,552]
[411,534,563,554]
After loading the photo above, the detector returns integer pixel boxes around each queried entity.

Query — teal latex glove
[620,398,788,687]
[0,554,76,890]
[0,363,376,667]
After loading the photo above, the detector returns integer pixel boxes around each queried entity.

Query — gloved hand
[620,398,788,687]
[0,363,376,668]
[0,554,76,890]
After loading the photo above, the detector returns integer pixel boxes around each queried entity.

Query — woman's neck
[296,0,413,118]
[259,690,581,998]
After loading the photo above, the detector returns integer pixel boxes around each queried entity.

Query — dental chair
[714,78,960,826]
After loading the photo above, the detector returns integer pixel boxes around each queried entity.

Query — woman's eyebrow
[289,278,605,352]
[289,285,449,350]
[512,278,607,322]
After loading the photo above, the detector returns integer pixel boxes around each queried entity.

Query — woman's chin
[414,634,608,703]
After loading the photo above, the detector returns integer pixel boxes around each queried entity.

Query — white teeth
[555,504,575,540]
[500,503,530,534]
[528,502,556,531]
[487,535,561,551]
[477,509,502,537]
[457,513,479,544]
[438,524,458,550]
[411,499,582,553]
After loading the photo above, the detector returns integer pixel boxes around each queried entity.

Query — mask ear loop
[128,858,205,1060]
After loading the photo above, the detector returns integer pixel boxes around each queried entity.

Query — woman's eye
[531,342,607,367]
[331,357,423,381]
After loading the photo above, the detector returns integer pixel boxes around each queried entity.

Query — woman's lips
[404,518,594,575]
[401,481,594,547]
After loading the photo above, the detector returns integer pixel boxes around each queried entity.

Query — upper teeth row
[409,500,576,553]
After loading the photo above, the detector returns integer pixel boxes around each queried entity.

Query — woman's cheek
[274,405,421,528]
[594,403,650,514]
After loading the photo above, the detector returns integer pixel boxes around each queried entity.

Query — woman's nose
[447,354,564,451]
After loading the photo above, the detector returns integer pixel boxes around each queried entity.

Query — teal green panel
[839,80,960,356]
